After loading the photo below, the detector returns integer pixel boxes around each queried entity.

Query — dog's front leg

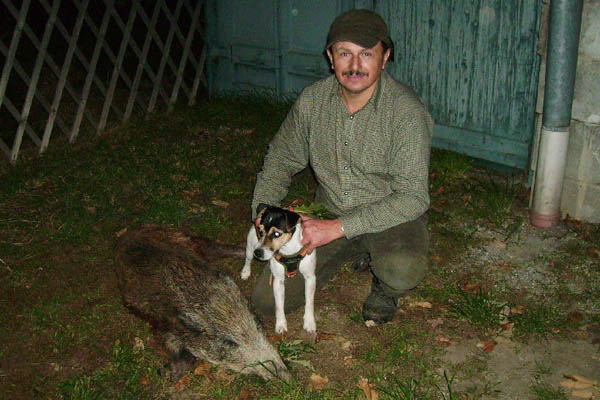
[301,266,317,333]
[241,227,256,280]
[271,263,287,334]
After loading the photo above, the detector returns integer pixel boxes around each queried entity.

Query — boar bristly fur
[114,226,290,382]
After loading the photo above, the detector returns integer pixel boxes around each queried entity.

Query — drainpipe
[530,0,584,229]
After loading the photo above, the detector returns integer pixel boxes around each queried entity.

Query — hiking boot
[362,276,399,324]
[352,254,371,272]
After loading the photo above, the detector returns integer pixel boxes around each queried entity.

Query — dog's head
[253,203,300,260]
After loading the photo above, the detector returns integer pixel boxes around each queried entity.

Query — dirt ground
[238,216,600,399]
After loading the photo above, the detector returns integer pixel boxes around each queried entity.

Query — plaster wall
[561,0,600,222]
[533,0,600,223]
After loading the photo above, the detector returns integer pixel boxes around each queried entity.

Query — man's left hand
[300,215,345,253]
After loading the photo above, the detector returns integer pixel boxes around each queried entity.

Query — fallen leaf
[409,301,432,308]
[357,378,380,400]
[436,335,452,347]
[365,320,377,328]
[116,227,128,237]
[477,340,497,353]
[238,386,256,400]
[511,305,525,314]
[194,361,212,377]
[308,373,329,390]
[489,238,506,250]
[500,322,515,337]
[212,200,229,208]
[572,389,595,399]
[174,375,192,391]
[587,248,600,259]
[428,318,444,330]
[563,374,598,386]
[462,281,482,292]
[431,255,444,263]
[133,337,145,352]
[316,331,337,342]
[560,380,593,390]
[139,376,149,386]
[341,341,353,351]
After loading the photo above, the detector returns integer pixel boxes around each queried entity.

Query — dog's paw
[240,265,251,280]
[303,318,316,334]
[275,321,288,334]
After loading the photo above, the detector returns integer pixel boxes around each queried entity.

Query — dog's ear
[284,209,300,231]
[256,203,270,216]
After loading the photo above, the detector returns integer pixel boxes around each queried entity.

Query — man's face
[327,41,391,96]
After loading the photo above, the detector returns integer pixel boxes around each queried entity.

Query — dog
[241,203,317,335]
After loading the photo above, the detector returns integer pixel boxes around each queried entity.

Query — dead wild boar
[113,225,291,381]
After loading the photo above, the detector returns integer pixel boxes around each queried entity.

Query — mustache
[342,70,367,77]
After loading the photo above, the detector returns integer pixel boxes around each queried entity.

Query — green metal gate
[206,0,542,169]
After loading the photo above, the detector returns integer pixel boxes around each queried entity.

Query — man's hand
[300,215,345,254]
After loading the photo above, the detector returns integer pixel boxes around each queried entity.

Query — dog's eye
[273,231,281,238]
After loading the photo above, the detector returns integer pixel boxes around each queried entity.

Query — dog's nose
[254,248,264,259]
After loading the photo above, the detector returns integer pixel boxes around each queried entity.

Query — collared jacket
[252,71,433,239]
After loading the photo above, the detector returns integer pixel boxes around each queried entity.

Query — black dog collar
[275,247,307,278]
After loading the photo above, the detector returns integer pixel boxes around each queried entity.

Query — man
[251,9,433,324]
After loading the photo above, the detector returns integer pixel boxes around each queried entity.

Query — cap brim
[326,34,380,51]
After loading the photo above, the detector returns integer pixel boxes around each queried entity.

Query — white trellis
[0,0,207,164]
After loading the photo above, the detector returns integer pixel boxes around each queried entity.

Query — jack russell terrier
[241,204,317,334]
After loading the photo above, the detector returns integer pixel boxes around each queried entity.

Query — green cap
[326,9,394,61]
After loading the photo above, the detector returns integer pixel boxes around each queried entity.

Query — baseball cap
[326,9,394,61]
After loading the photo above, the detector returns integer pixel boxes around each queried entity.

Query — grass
[58,339,164,400]
[1,95,599,399]
[447,286,507,333]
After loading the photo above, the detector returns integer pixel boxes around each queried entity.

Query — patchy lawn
[0,97,598,399]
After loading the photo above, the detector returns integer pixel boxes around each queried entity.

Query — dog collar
[275,247,308,278]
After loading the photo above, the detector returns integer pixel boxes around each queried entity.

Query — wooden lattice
[0,0,207,164]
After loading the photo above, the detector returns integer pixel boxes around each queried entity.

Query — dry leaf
[489,238,507,250]
[316,331,337,342]
[308,373,329,390]
[212,199,230,208]
[462,281,482,292]
[194,361,212,377]
[133,337,144,352]
[341,341,353,351]
[431,255,444,263]
[560,380,593,390]
[477,340,497,353]
[436,335,452,347]
[365,320,377,328]
[409,301,432,308]
[572,389,595,399]
[511,305,525,314]
[174,375,192,391]
[428,318,444,330]
[563,374,598,386]
[238,386,256,400]
[501,322,515,336]
[139,376,149,386]
[357,378,380,400]
[116,227,128,237]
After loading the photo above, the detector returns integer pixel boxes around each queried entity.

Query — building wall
[561,0,600,222]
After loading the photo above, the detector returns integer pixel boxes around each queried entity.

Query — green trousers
[251,215,429,317]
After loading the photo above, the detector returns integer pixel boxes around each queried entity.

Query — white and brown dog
[241,204,317,334]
